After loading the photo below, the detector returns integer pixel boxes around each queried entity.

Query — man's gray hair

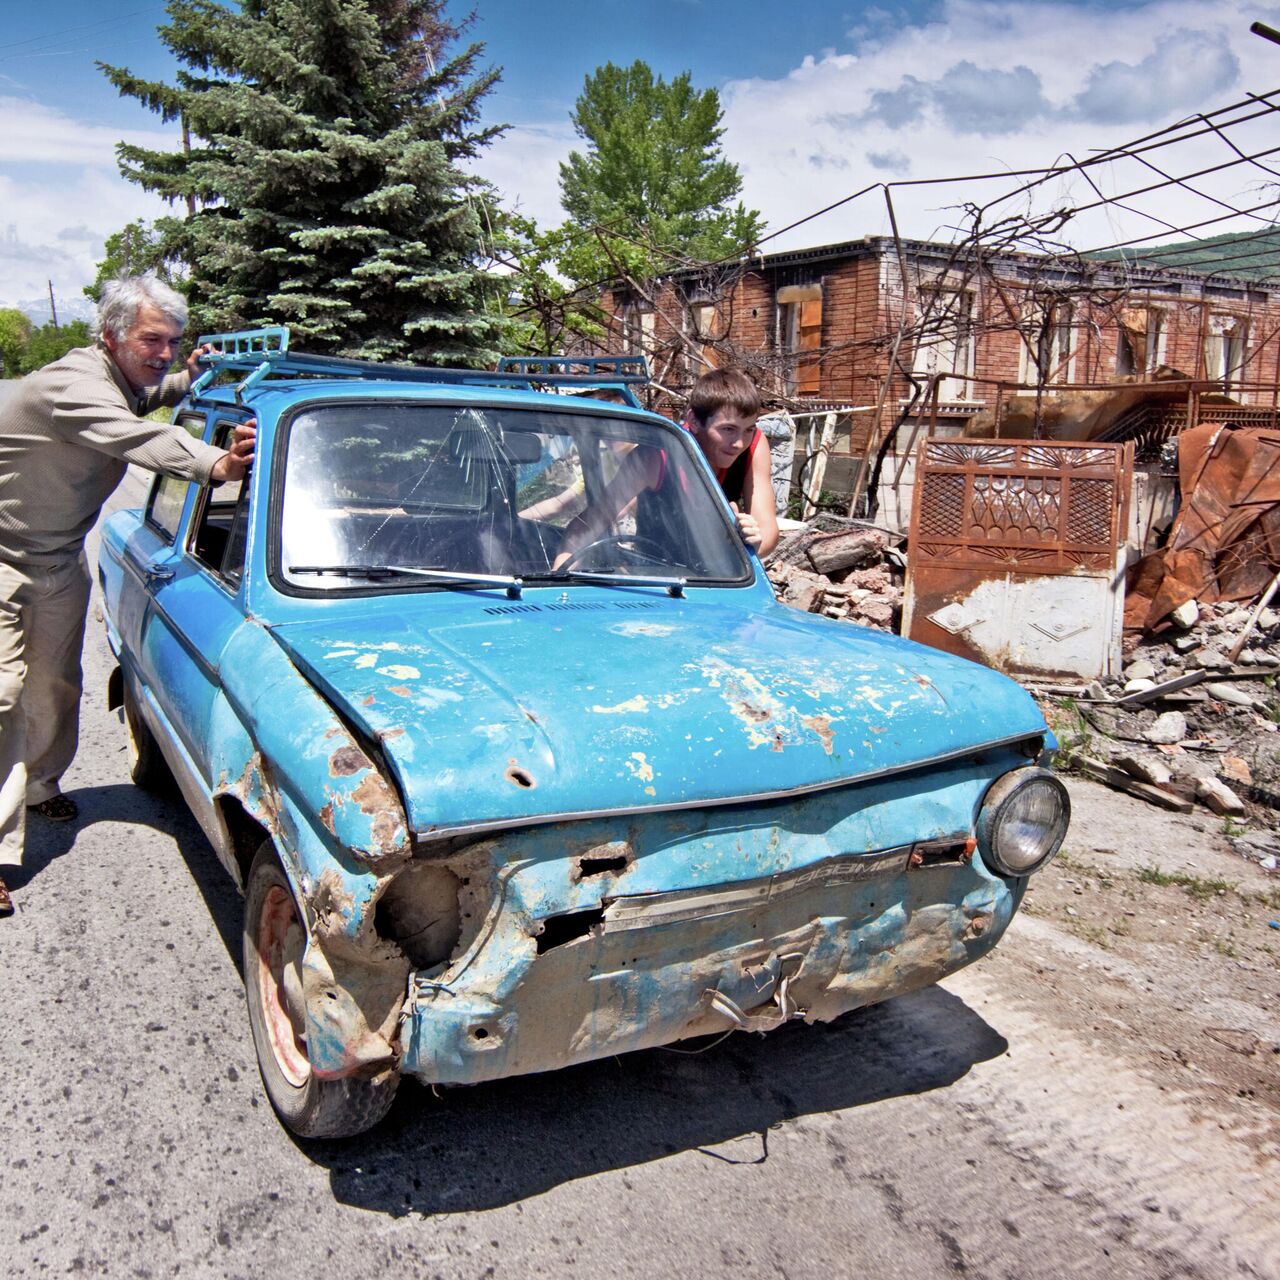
[94,274,188,344]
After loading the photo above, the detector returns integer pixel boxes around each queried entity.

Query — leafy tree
[18,321,93,374]
[0,308,32,378]
[557,60,763,282]
[99,0,506,365]
[500,215,606,356]
[84,219,185,305]
[504,60,762,354]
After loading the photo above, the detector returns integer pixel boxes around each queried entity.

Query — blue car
[97,328,1068,1138]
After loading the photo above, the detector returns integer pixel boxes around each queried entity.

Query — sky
[2,0,1279,318]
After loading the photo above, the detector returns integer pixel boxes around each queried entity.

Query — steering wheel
[561,533,670,572]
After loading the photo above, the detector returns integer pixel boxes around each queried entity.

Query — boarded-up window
[686,301,721,373]
[777,284,823,395]
[1115,307,1164,376]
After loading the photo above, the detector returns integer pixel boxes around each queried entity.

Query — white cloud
[719,0,1276,252]
[0,95,175,168]
[469,121,577,230]
[1071,29,1240,123]
[0,95,178,309]
[0,169,173,310]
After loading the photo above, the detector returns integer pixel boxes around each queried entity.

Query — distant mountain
[1090,228,1280,281]
[16,294,95,328]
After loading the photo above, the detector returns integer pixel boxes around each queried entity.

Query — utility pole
[47,280,59,330]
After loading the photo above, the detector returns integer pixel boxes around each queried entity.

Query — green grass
[1047,697,1093,771]
[1137,866,1238,900]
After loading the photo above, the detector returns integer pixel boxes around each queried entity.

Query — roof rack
[188,327,651,407]
[496,355,650,382]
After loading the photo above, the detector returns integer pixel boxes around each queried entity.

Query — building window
[617,298,655,357]
[1021,302,1076,384]
[1204,314,1247,391]
[912,287,973,401]
[776,283,823,395]
[1115,306,1164,377]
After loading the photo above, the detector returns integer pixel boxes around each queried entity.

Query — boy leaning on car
[0,274,255,915]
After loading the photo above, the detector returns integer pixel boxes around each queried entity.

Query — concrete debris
[1197,776,1246,816]
[1115,754,1174,787]
[1039,591,1280,837]
[1170,600,1200,629]
[1203,682,1258,708]
[766,515,903,633]
[1145,711,1189,745]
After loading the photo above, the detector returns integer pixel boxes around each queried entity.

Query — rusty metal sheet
[1125,425,1280,631]
[903,439,1132,680]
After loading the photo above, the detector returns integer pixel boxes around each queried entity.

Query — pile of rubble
[763,515,904,632]
[1048,598,1280,869]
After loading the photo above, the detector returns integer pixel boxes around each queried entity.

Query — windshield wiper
[289,565,523,596]
[550,569,686,597]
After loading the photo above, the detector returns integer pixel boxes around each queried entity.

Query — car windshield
[277,401,752,590]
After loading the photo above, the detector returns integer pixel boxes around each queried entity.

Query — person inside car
[552,366,779,568]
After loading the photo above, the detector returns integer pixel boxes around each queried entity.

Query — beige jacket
[0,343,226,565]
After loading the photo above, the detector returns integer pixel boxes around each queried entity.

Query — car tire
[123,679,173,790]
[242,841,399,1139]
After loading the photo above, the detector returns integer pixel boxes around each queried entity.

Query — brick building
[595,235,1280,520]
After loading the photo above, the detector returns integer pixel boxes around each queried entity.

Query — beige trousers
[0,555,92,861]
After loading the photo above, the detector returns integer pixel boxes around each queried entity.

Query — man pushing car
[0,274,254,914]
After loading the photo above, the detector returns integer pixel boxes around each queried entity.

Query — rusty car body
[97,330,1069,1137]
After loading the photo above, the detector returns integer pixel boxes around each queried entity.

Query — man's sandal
[0,877,12,916]
[28,794,78,822]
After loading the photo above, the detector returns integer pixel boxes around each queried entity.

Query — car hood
[269,596,1045,837]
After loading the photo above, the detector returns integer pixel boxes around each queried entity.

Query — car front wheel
[242,841,399,1138]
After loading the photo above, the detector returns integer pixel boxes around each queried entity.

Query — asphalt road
[1,460,1275,1279]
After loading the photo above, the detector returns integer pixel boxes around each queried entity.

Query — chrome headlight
[977,768,1070,877]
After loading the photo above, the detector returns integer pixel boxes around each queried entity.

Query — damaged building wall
[589,236,1280,524]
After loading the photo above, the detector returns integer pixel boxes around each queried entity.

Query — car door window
[144,414,206,542]
[189,421,250,584]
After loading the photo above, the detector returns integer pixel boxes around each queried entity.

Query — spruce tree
[100,0,504,364]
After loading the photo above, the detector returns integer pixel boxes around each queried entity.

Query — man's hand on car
[185,343,215,379]
[210,420,257,483]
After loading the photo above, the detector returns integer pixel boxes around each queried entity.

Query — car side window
[144,414,206,542]
[189,420,250,584]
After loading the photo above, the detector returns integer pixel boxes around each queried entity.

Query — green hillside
[1090,228,1280,281]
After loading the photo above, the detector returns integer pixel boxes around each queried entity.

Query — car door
[131,414,254,805]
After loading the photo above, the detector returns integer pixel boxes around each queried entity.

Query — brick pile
[764,514,903,631]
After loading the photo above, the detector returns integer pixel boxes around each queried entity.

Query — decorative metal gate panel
[903,440,1132,680]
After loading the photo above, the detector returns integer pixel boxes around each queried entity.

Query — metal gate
[903,439,1132,681]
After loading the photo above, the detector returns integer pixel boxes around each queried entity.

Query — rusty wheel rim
[257,885,310,1088]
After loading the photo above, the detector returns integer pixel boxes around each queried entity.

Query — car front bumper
[398,755,1031,1086]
